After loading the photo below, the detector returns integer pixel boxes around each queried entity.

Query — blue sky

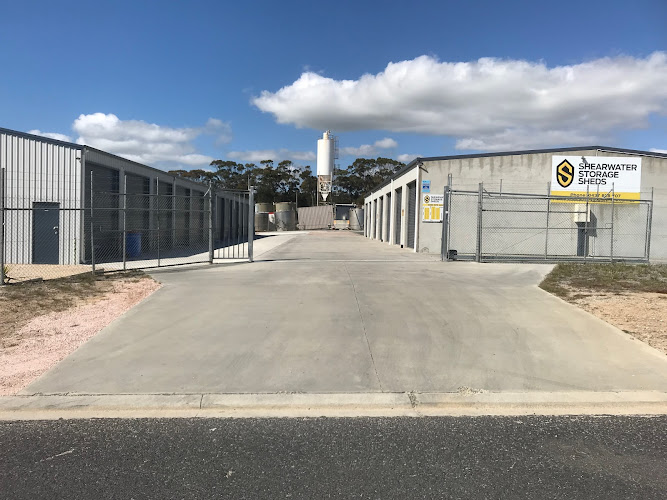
[1,0,665,171]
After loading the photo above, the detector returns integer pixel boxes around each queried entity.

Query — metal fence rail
[0,167,254,284]
[442,183,653,263]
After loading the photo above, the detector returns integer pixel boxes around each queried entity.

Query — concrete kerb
[1,391,667,420]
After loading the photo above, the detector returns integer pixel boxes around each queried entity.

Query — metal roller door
[407,182,416,248]
[385,193,391,242]
[378,196,383,241]
[394,188,402,245]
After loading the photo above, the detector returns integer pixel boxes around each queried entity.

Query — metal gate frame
[441,182,654,263]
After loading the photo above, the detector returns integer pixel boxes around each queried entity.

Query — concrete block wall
[364,147,667,261]
[420,149,666,260]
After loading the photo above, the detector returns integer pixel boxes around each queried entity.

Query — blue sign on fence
[422,180,431,193]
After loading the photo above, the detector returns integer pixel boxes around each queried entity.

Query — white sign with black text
[550,155,641,201]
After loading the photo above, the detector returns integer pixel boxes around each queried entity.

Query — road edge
[1,391,666,420]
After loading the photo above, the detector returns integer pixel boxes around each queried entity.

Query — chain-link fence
[0,168,254,284]
[443,184,653,262]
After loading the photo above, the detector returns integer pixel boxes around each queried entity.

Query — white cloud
[71,113,232,167]
[650,148,667,154]
[227,149,316,163]
[397,153,421,163]
[253,52,667,151]
[340,137,398,157]
[28,129,73,142]
[340,144,377,157]
[374,137,398,149]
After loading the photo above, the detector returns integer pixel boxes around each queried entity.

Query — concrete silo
[317,130,337,204]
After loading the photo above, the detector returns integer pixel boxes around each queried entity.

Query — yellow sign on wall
[422,194,444,222]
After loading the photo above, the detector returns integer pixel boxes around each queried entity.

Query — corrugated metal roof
[0,127,214,193]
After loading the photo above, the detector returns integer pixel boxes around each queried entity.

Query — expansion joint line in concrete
[343,263,383,392]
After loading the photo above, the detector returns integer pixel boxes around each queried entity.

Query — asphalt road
[24,232,667,395]
[1,416,666,499]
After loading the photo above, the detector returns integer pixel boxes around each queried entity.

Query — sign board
[422,180,431,193]
[550,155,641,202]
[422,193,444,222]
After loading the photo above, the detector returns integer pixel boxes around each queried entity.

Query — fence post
[544,182,551,260]
[122,173,127,271]
[208,185,213,264]
[0,168,5,286]
[583,184,590,261]
[476,182,483,262]
[646,188,653,262]
[248,187,254,262]
[440,185,450,261]
[90,174,95,275]
[156,178,161,268]
[610,184,614,263]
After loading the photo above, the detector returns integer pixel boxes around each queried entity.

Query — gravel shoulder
[0,273,160,395]
[572,292,667,354]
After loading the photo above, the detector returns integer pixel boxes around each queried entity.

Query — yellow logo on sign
[424,195,430,203]
[556,160,574,188]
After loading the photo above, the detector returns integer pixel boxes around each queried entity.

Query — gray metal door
[407,182,416,248]
[385,193,391,242]
[395,188,402,245]
[33,202,60,264]
[378,196,383,241]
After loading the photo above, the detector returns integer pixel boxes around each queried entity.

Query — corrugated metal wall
[0,131,83,265]
[297,205,333,230]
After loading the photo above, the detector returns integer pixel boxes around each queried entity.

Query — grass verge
[539,263,667,299]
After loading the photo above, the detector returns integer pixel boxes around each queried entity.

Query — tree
[299,166,317,206]
[169,156,404,208]
[334,157,405,205]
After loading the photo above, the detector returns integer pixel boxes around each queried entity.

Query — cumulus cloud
[340,137,398,157]
[71,113,232,167]
[397,153,421,163]
[227,149,316,163]
[28,129,73,142]
[650,148,667,154]
[374,137,398,149]
[253,52,667,151]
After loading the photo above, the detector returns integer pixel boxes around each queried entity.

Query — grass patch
[0,271,149,341]
[539,263,667,298]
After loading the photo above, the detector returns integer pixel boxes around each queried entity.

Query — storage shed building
[0,127,248,266]
[364,147,667,261]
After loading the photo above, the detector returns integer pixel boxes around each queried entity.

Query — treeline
[168,157,405,206]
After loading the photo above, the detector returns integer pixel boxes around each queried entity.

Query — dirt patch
[571,292,667,355]
[0,273,161,395]
[540,264,667,356]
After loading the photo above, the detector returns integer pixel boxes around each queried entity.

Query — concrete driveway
[25,231,667,394]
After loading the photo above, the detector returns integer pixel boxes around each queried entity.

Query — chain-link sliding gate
[441,183,653,263]
[0,166,255,284]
